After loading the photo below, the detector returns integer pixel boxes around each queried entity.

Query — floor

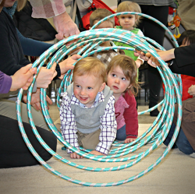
[0,99,194,194]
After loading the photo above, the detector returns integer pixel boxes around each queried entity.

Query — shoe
[150,108,159,117]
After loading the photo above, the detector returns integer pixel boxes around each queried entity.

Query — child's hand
[89,150,105,156]
[188,85,195,97]
[124,138,136,144]
[70,152,83,159]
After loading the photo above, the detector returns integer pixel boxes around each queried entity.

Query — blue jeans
[116,125,126,141]
[164,123,194,155]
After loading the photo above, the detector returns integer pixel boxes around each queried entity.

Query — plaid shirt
[30,0,66,18]
[92,42,124,68]
[60,91,117,155]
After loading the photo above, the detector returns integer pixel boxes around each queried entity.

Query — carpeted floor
[0,105,194,194]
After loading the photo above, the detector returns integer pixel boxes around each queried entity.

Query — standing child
[115,1,144,68]
[107,55,140,143]
[60,57,117,159]
[89,8,139,143]
[89,8,124,67]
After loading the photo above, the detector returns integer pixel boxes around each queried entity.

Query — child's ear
[89,27,91,29]
[99,82,106,92]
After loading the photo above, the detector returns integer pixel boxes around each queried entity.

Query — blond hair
[73,57,106,83]
[117,1,141,26]
[107,55,140,96]
[90,8,114,27]
[17,0,27,11]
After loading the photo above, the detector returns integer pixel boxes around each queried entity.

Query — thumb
[46,95,53,105]
[20,64,33,73]
[50,62,57,72]
[25,67,37,79]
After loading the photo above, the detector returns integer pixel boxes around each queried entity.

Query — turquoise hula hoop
[16,12,182,186]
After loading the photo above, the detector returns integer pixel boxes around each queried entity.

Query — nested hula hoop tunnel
[16,12,182,187]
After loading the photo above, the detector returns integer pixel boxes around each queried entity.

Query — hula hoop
[16,12,182,186]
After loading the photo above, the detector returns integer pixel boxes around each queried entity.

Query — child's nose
[80,89,86,95]
[115,78,120,83]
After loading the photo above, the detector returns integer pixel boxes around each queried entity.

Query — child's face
[107,66,130,95]
[92,20,114,46]
[93,20,114,29]
[73,74,105,108]
[119,14,136,30]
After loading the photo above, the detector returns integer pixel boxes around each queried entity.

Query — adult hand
[134,49,176,68]
[58,54,81,79]
[188,85,195,97]
[134,50,149,61]
[10,64,37,91]
[36,63,57,88]
[134,50,160,68]
[23,89,53,111]
[70,152,83,159]
[53,12,80,40]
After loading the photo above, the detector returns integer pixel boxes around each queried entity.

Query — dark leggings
[0,115,57,168]
[137,5,169,107]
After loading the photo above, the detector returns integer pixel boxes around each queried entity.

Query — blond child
[115,1,144,68]
[107,55,139,143]
[60,57,117,159]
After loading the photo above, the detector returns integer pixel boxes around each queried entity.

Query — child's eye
[76,85,80,88]
[87,87,92,90]
[121,77,126,81]
[121,16,125,19]
[112,74,116,77]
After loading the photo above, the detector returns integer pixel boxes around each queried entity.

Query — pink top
[114,95,129,130]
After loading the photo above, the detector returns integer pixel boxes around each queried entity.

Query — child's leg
[77,129,101,150]
[116,125,126,141]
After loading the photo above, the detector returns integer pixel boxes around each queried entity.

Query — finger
[52,70,57,79]
[69,28,80,36]
[21,64,33,73]
[29,67,37,75]
[32,103,39,111]
[71,54,81,60]
[72,153,76,159]
[25,68,36,82]
[55,32,64,40]
[27,76,34,84]
[22,81,31,90]
[46,96,53,105]
[33,102,41,111]
[22,85,28,90]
